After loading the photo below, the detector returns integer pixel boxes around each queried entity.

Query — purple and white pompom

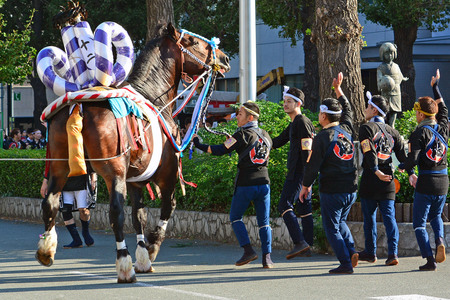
[36,46,80,96]
[93,22,134,87]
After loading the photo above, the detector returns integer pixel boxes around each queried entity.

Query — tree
[359,0,450,110]
[1,0,148,129]
[312,0,365,127]
[0,0,36,84]
[147,0,174,41]
[257,0,320,111]
[173,0,239,57]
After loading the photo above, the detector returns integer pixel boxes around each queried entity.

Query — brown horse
[35,23,230,283]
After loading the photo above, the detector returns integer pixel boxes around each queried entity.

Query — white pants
[63,190,88,208]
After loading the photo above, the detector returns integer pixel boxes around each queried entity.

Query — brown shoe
[262,253,274,269]
[235,252,258,266]
[436,244,446,263]
[358,251,377,263]
[286,241,310,260]
[385,255,399,266]
[351,252,359,268]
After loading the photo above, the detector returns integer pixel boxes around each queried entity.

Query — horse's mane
[127,23,177,110]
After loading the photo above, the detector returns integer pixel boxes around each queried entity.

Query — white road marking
[370,295,450,300]
[68,271,235,300]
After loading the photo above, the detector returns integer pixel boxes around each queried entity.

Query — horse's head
[166,23,231,78]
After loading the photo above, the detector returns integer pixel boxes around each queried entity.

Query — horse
[35,22,230,283]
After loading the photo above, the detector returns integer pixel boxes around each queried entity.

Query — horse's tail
[66,104,88,176]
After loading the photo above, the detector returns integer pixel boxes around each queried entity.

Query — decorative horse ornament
[35,21,230,283]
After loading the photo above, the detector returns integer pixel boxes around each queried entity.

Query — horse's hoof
[35,251,54,267]
[135,265,155,273]
[147,244,160,262]
[117,274,137,283]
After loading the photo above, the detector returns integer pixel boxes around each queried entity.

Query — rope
[199,74,231,137]
[0,147,131,162]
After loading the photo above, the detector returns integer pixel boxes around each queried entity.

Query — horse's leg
[36,171,67,266]
[146,150,178,262]
[128,183,153,273]
[36,113,69,267]
[107,176,137,283]
[82,103,136,283]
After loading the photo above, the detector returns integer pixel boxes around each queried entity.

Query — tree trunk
[312,0,365,131]
[31,0,47,131]
[301,0,320,112]
[394,25,417,111]
[146,0,175,42]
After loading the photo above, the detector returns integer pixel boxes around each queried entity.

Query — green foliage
[173,0,240,57]
[256,0,306,46]
[359,0,450,31]
[0,1,36,84]
[395,109,417,138]
[0,149,114,204]
[1,0,148,54]
[0,149,45,197]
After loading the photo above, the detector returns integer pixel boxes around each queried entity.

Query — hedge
[1,101,448,217]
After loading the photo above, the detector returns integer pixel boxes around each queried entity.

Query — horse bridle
[175,29,221,83]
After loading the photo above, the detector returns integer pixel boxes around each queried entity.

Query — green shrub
[2,105,448,214]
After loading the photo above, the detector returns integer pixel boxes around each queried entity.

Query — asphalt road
[0,218,449,300]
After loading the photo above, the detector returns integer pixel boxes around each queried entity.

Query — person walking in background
[299,72,359,274]
[398,69,448,271]
[41,172,97,248]
[30,129,46,149]
[272,86,315,259]
[358,93,407,266]
[4,128,26,149]
[193,101,274,269]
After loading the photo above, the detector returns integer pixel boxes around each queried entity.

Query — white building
[217,15,450,108]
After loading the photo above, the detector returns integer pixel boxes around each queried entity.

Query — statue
[377,42,408,127]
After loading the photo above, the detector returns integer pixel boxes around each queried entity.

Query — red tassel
[146,183,156,201]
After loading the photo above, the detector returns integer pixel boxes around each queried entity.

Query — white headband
[241,105,260,118]
[283,86,303,105]
[320,104,342,115]
[366,91,386,117]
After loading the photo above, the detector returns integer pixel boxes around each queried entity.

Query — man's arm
[272,125,290,149]
[193,133,240,156]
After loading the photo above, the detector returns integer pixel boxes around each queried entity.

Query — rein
[175,29,221,83]
[0,147,132,162]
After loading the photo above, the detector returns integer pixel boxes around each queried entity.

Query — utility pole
[239,0,256,104]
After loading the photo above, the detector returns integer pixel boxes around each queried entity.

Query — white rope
[0,146,131,162]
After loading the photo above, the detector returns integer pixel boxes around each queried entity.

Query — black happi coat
[359,120,407,200]
[272,114,315,180]
[302,95,358,194]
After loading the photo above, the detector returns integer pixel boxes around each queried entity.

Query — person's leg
[413,192,433,258]
[230,186,257,266]
[254,184,273,268]
[360,197,378,260]
[428,194,446,263]
[339,193,357,259]
[62,191,82,248]
[74,190,94,246]
[278,175,310,259]
[296,195,314,247]
[413,191,436,271]
[320,192,353,273]
[278,177,305,245]
[378,199,399,259]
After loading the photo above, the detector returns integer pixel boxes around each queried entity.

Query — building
[217,15,450,108]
